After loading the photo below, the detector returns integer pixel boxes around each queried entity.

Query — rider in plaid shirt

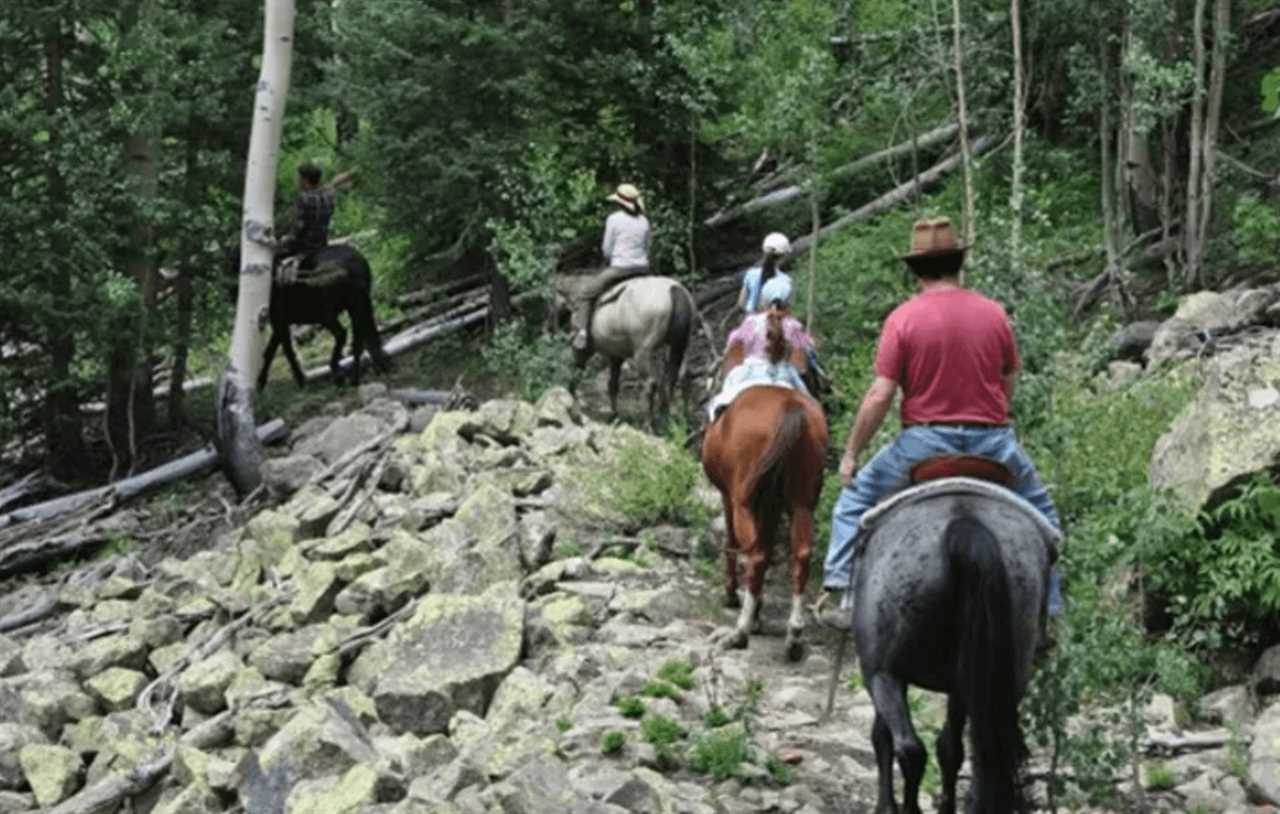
[282,163,334,267]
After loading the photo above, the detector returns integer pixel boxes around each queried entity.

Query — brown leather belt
[903,421,1008,429]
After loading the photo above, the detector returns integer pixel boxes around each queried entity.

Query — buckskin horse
[849,462,1058,814]
[227,244,392,390]
[701,309,828,661]
[552,274,704,423]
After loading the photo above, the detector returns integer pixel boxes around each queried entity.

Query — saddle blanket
[862,476,1062,549]
[707,358,809,419]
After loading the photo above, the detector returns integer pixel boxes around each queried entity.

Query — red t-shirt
[874,287,1019,425]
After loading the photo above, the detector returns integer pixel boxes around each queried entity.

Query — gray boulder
[261,454,323,497]
[1150,332,1280,514]
[348,591,524,736]
[297,413,388,465]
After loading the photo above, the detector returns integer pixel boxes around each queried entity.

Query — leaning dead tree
[704,122,960,229]
[216,0,295,495]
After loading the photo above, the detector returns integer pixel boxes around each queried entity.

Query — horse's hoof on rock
[785,633,806,663]
[709,628,748,652]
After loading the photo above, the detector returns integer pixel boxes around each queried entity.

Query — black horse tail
[348,253,392,372]
[665,284,693,393]
[946,514,1021,812]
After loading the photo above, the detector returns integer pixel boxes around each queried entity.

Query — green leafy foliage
[1262,67,1280,116]
[600,731,626,755]
[657,659,696,691]
[582,431,710,533]
[479,318,575,402]
[615,696,646,719]
[640,715,687,747]
[640,680,681,701]
[688,725,752,780]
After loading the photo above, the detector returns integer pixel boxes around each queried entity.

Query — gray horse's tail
[946,514,1021,812]
[665,285,694,396]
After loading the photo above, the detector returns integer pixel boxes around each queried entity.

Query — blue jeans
[823,424,1064,614]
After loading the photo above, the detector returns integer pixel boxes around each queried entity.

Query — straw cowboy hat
[607,183,645,213]
[899,216,968,263]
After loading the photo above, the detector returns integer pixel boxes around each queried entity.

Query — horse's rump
[855,491,1049,690]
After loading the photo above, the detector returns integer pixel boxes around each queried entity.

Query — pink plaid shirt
[725,313,814,359]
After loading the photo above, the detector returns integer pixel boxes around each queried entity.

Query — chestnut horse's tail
[744,401,807,525]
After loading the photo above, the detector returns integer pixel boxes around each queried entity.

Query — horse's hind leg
[872,713,900,814]
[607,359,623,419]
[720,494,740,608]
[258,331,282,390]
[936,696,967,814]
[324,319,348,385]
[280,331,309,388]
[868,673,926,814]
[784,505,814,663]
[710,500,760,652]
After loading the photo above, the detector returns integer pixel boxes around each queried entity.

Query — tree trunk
[107,130,159,477]
[169,129,199,430]
[216,0,295,496]
[950,0,977,254]
[806,185,818,333]
[41,19,87,480]
[1009,0,1026,276]
[1099,34,1121,274]
[1183,0,1208,285]
[1194,0,1230,284]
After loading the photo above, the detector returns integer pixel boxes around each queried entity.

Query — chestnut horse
[701,309,828,660]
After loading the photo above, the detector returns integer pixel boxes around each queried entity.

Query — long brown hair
[760,253,780,283]
[765,304,789,364]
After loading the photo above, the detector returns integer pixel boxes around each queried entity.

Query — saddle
[910,455,1013,487]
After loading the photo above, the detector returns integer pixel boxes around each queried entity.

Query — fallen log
[789,135,994,257]
[704,123,960,229]
[0,590,60,634]
[389,387,477,409]
[397,273,488,307]
[0,471,59,513]
[0,419,286,535]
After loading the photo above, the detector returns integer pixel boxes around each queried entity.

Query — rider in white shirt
[570,183,651,352]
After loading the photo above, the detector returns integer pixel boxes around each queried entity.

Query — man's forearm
[845,392,893,460]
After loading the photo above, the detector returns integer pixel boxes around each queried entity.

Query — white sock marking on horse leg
[788,594,806,632]
[737,592,757,637]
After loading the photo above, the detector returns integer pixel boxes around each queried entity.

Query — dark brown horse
[701,309,828,661]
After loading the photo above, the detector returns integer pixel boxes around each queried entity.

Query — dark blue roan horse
[850,458,1057,814]
[227,244,392,390]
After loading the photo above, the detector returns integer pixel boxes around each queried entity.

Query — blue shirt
[741,268,792,313]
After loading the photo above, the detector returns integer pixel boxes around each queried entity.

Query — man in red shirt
[821,217,1061,615]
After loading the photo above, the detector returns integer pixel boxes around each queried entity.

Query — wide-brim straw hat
[898,216,968,262]
[606,183,644,213]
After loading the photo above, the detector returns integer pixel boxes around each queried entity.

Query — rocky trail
[1,382,1276,813]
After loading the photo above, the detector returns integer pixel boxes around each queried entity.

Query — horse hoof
[709,628,748,652]
[785,633,806,663]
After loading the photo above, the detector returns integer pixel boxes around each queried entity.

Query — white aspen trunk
[1184,0,1208,285]
[215,0,295,495]
[950,0,976,257]
[1009,0,1025,276]
[1195,0,1230,281]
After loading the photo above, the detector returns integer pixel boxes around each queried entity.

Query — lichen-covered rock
[129,614,184,649]
[1250,700,1280,805]
[1150,333,1280,514]
[153,781,222,814]
[534,387,581,428]
[349,592,524,736]
[177,648,242,715]
[290,561,343,625]
[406,453,466,497]
[407,486,524,595]
[0,723,47,789]
[17,671,98,737]
[238,701,383,811]
[297,413,387,465]
[247,623,348,686]
[61,717,105,758]
[417,411,472,459]
[406,756,486,805]
[334,563,428,622]
[376,733,458,778]
[149,641,188,675]
[262,453,324,497]
[285,764,380,814]
[0,634,23,677]
[85,710,160,783]
[287,486,342,539]
[21,633,73,672]
[303,522,373,561]
[18,744,82,806]
[85,667,148,712]
[463,399,537,445]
